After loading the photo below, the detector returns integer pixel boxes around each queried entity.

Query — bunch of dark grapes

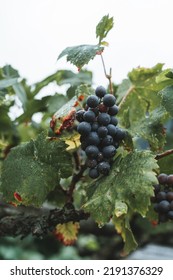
[152,173,173,222]
[76,86,125,179]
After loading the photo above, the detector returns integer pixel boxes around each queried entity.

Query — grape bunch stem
[100,54,113,94]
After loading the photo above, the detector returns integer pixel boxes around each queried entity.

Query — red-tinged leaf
[54,222,80,246]
[14,192,22,202]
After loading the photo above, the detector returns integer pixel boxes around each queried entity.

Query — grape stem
[100,54,113,94]
[66,164,87,203]
[155,149,173,160]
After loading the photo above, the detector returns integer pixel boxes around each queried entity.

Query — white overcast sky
[0,0,173,88]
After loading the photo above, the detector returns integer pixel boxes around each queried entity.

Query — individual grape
[76,109,85,122]
[97,113,111,126]
[97,161,110,175]
[156,191,167,202]
[101,135,113,146]
[86,95,99,108]
[91,122,99,131]
[86,159,97,168]
[114,128,126,141]
[110,116,118,126]
[77,121,91,135]
[166,192,173,201]
[108,105,119,116]
[98,103,108,113]
[86,132,100,146]
[107,124,118,137]
[167,174,173,185]
[85,145,99,159]
[157,200,170,213]
[103,94,116,107]
[89,168,100,179]
[102,145,116,158]
[158,173,168,185]
[83,110,96,123]
[98,126,108,138]
[95,85,107,98]
[167,211,173,220]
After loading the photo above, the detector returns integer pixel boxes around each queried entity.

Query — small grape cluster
[152,173,173,222]
[76,86,125,179]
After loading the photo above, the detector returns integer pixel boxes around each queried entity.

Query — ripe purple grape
[97,113,111,126]
[156,191,167,202]
[157,200,170,213]
[83,110,96,122]
[102,145,116,158]
[97,161,110,175]
[110,116,118,126]
[86,132,100,146]
[85,145,99,159]
[166,192,173,201]
[101,135,113,146]
[98,126,108,138]
[107,124,118,137]
[86,95,99,108]
[89,168,99,179]
[95,85,107,98]
[103,94,116,107]
[158,173,168,185]
[108,105,119,116]
[77,121,91,135]
[167,175,173,185]
[76,109,85,122]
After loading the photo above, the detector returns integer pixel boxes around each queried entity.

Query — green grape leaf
[128,63,163,85]
[83,151,158,225]
[159,85,173,117]
[96,14,114,43]
[57,44,104,69]
[47,94,68,114]
[0,78,18,89]
[130,106,167,151]
[13,83,27,109]
[32,68,92,97]
[112,214,138,255]
[2,65,19,78]
[165,70,173,79]
[0,132,72,206]
[117,64,173,151]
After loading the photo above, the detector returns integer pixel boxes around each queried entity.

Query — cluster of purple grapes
[152,173,173,222]
[76,86,125,179]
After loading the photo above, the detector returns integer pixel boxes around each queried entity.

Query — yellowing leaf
[65,134,80,151]
[54,222,80,246]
